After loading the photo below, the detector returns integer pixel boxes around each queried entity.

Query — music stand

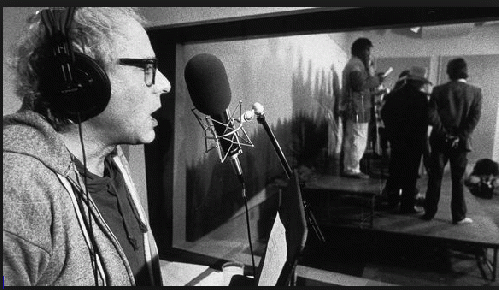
[248,169,309,286]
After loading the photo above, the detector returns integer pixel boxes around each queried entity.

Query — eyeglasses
[118,58,158,87]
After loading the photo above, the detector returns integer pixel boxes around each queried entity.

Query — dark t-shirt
[72,153,151,285]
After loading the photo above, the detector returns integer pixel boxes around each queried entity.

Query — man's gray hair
[10,7,146,130]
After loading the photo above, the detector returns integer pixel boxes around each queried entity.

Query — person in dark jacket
[3,7,171,285]
[381,66,431,213]
[422,58,482,224]
[377,69,410,161]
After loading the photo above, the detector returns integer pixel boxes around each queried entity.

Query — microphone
[185,54,258,275]
[252,102,293,179]
[184,53,244,183]
[254,102,326,244]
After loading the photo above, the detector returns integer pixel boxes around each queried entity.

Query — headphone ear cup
[44,52,111,124]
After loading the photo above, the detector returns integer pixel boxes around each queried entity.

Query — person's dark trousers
[385,142,422,209]
[385,144,403,207]
[399,147,423,210]
[378,127,389,160]
[424,148,468,222]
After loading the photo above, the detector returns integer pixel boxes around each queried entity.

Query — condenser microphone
[184,53,244,183]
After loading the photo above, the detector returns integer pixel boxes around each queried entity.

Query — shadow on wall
[185,54,338,242]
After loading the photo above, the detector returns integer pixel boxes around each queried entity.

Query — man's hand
[446,135,459,148]
[377,72,387,83]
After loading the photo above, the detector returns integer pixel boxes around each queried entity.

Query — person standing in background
[378,69,410,161]
[381,66,431,213]
[422,58,482,224]
[340,37,386,179]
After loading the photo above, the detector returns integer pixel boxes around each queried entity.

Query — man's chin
[140,132,156,144]
[126,132,156,145]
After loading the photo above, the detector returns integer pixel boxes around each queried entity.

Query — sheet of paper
[160,260,210,286]
[257,212,287,286]
[193,271,224,286]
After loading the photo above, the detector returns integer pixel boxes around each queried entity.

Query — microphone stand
[195,107,257,278]
[256,113,325,243]
[240,180,257,278]
[257,115,293,178]
[228,150,256,278]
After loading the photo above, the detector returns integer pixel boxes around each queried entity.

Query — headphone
[38,7,111,124]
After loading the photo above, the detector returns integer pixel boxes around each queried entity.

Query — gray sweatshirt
[3,110,163,286]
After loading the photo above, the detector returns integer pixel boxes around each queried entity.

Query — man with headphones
[4,7,170,285]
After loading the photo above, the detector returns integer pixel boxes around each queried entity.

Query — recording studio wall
[173,34,346,242]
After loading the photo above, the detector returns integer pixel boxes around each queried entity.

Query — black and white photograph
[3,6,499,286]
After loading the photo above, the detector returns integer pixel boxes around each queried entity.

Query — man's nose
[155,70,171,94]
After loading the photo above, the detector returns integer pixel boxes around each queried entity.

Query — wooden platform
[373,192,498,247]
[301,173,499,282]
[304,175,386,195]
[302,175,385,228]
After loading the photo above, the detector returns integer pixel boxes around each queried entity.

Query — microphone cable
[239,179,256,278]
[226,115,256,278]
[76,112,100,286]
